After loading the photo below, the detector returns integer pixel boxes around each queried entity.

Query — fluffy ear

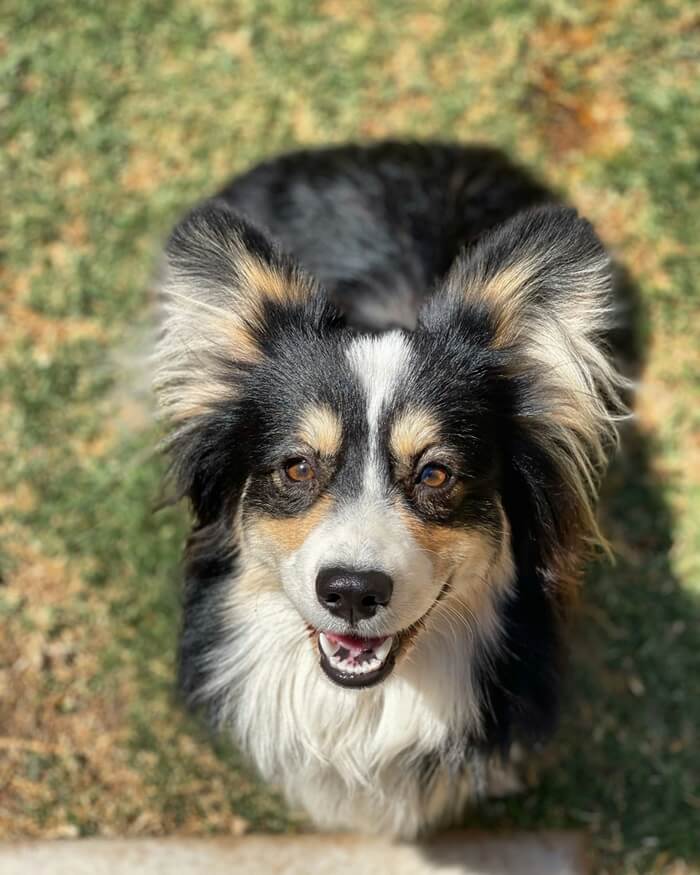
[154,202,332,426]
[153,203,338,515]
[423,206,628,562]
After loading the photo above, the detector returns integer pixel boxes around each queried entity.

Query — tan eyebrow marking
[297,403,343,457]
[389,406,442,466]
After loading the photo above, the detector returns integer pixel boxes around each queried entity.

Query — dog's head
[155,203,624,692]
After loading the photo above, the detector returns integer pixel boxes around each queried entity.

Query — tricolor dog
[153,142,626,837]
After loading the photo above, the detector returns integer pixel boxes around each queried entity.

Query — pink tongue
[325,633,388,658]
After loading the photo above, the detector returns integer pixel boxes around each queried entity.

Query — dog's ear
[153,203,339,515]
[154,202,334,426]
[422,206,618,394]
[422,206,628,562]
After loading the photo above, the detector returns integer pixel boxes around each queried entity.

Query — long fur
[152,142,628,837]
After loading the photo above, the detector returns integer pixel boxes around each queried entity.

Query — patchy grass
[1,1,698,872]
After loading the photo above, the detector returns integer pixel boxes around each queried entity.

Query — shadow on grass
[459,267,700,874]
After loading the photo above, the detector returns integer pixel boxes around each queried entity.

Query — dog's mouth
[313,580,452,689]
[317,632,399,688]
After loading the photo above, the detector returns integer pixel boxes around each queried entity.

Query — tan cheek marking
[396,505,495,571]
[389,408,443,469]
[246,495,334,555]
[393,501,509,622]
[297,404,342,458]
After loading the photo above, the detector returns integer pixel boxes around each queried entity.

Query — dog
[153,142,626,837]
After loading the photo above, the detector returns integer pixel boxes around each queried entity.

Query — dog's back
[216,142,552,329]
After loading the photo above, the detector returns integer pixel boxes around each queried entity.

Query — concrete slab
[0,832,588,875]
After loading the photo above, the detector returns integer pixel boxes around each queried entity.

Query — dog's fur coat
[153,142,626,837]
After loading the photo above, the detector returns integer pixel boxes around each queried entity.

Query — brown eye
[417,463,450,488]
[284,458,316,483]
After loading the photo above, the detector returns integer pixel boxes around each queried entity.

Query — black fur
[162,142,618,788]
[217,141,553,329]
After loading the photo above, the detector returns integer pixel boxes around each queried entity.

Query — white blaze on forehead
[280,330,431,634]
[346,331,413,489]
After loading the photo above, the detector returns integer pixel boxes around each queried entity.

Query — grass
[1,1,698,872]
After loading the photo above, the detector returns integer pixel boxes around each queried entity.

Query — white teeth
[318,633,395,676]
[318,632,336,658]
[374,637,393,663]
[329,654,379,675]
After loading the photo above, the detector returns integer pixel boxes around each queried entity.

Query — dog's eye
[284,458,316,483]
[417,463,450,488]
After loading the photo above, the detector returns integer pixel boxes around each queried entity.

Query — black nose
[315,567,393,624]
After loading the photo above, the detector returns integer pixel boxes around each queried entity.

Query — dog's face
[238,326,512,688]
[156,205,622,692]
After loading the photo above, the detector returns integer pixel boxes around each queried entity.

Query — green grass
[1,1,699,871]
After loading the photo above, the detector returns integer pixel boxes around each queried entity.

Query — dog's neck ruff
[200,545,514,837]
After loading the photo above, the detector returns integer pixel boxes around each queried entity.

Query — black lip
[318,642,396,689]
[315,579,452,689]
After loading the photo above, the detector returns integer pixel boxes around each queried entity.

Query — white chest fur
[200,580,503,836]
